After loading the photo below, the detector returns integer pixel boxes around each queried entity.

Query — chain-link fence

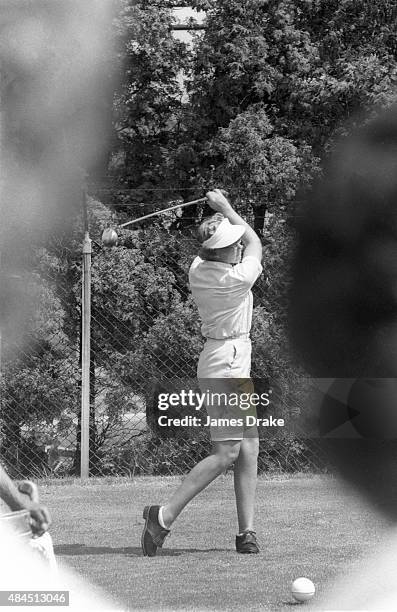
[0,198,329,478]
[0,235,82,478]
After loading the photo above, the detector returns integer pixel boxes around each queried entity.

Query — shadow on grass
[54,544,230,557]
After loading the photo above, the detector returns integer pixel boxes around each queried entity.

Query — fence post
[81,192,91,479]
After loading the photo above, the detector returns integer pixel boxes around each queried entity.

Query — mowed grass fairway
[40,475,387,611]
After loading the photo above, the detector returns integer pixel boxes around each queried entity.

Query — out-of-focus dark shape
[290,105,397,378]
[289,105,397,519]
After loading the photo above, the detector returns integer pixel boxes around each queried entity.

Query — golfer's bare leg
[161,440,241,527]
[233,436,259,532]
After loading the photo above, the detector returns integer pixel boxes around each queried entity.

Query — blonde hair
[197,213,224,244]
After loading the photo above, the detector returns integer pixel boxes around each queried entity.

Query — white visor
[201,218,245,249]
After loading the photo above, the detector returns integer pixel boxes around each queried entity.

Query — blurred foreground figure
[290,105,397,609]
[290,105,397,379]
[0,466,50,536]
[0,470,119,608]
[0,520,120,610]
[0,471,57,573]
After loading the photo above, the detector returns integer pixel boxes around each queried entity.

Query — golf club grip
[119,197,207,229]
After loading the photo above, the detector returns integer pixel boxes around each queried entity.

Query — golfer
[142,189,263,556]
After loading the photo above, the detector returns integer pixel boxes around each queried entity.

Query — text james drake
[157,415,285,428]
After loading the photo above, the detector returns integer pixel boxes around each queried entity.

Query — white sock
[158,506,168,529]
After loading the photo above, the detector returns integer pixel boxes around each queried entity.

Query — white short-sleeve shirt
[189,255,263,339]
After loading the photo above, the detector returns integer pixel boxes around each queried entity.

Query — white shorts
[197,338,251,378]
[197,338,257,441]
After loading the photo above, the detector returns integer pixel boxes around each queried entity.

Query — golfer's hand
[28,503,51,536]
[206,189,232,213]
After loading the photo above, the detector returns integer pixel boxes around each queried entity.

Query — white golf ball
[291,577,315,603]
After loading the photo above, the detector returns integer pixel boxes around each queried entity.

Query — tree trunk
[253,203,267,237]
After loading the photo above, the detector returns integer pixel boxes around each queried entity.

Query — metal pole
[80,193,91,479]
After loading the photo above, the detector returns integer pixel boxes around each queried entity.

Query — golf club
[101,193,229,247]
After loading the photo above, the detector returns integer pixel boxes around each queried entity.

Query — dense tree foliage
[110,0,191,201]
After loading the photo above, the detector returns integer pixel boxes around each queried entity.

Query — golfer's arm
[222,206,262,260]
[0,465,26,511]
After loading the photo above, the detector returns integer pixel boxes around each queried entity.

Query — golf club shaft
[119,197,207,229]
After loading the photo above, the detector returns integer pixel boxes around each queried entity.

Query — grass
[38,474,388,611]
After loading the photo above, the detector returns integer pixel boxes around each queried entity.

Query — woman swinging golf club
[141,189,263,556]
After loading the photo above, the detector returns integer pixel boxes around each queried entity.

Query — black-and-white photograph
[1,1,397,610]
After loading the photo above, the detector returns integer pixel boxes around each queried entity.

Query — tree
[1,271,79,477]
[167,0,397,228]
[283,0,397,149]
[215,104,316,232]
[111,0,191,201]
